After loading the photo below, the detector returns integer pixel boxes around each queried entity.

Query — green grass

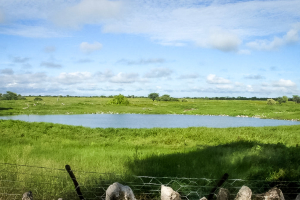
[1,97,300,199]
[1,119,300,181]
[0,97,300,120]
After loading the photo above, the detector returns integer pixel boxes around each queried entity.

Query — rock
[200,197,208,200]
[22,191,33,200]
[161,185,181,200]
[106,182,136,200]
[295,194,300,200]
[254,187,285,200]
[234,186,252,200]
[58,198,63,200]
[217,188,230,200]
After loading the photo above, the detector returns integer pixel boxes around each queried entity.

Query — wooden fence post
[65,165,85,200]
[207,173,229,200]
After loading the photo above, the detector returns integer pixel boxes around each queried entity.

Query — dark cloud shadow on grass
[122,141,300,199]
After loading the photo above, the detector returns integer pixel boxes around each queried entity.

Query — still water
[1,114,300,128]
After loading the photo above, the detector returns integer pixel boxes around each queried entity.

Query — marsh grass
[0,97,300,120]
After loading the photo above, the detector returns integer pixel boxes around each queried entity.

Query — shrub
[181,98,188,102]
[277,97,283,104]
[267,99,276,105]
[293,95,300,104]
[107,94,130,105]
[34,97,43,101]
[160,94,171,101]
[282,96,288,103]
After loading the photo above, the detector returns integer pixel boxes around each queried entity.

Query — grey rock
[217,188,230,200]
[255,187,285,200]
[161,185,181,200]
[106,182,136,200]
[234,186,252,200]
[22,191,33,200]
[200,197,208,200]
[295,194,300,200]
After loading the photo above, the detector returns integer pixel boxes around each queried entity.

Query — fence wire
[1,163,299,200]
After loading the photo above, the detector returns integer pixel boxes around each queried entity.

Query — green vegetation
[148,93,159,101]
[107,94,130,105]
[0,91,26,100]
[1,96,300,120]
[293,95,300,103]
[1,120,300,181]
[267,99,276,105]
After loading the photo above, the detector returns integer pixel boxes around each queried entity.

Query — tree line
[0,91,26,100]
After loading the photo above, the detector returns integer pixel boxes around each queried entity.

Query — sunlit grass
[0,97,300,120]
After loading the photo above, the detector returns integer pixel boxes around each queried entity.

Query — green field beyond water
[0,96,300,121]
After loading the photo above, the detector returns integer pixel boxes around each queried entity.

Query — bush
[34,97,43,101]
[181,99,188,102]
[282,96,288,103]
[107,94,130,105]
[267,99,276,105]
[293,95,300,103]
[277,97,283,104]
[160,94,171,101]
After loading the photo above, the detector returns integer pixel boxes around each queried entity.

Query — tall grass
[1,120,300,180]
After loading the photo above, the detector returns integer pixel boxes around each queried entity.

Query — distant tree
[107,94,130,105]
[2,91,18,100]
[148,93,159,101]
[267,99,276,105]
[277,97,283,104]
[160,94,171,101]
[282,96,288,103]
[293,95,300,103]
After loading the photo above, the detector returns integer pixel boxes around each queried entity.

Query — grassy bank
[0,96,300,120]
[1,119,300,180]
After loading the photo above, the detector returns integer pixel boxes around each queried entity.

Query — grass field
[1,119,300,181]
[0,96,300,121]
[1,97,300,199]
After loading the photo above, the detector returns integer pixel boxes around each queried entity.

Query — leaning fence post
[207,173,229,200]
[65,165,85,200]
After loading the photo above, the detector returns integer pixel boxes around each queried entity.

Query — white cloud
[52,0,123,28]
[247,24,300,51]
[0,0,300,51]
[57,72,92,85]
[144,68,173,78]
[0,10,4,23]
[0,68,14,75]
[272,79,296,87]
[117,58,165,65]
[40,61,62,68]
[206,74,231,84]
[110,72,139,83]
[94,70,114,82]
[80,42,102,53]
[12,56,30,63]
[44,46,56,53]
[208,31,241,52]
[178,73,199,79]
[244,74,264,80]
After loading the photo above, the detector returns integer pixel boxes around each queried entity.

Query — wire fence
[1,163,300,200]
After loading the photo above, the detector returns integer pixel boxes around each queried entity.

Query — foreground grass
[0,97,300,120]
[1,119,300,180]
[1,120,300,199]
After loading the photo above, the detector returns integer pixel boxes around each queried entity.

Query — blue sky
[0,0,299,97]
